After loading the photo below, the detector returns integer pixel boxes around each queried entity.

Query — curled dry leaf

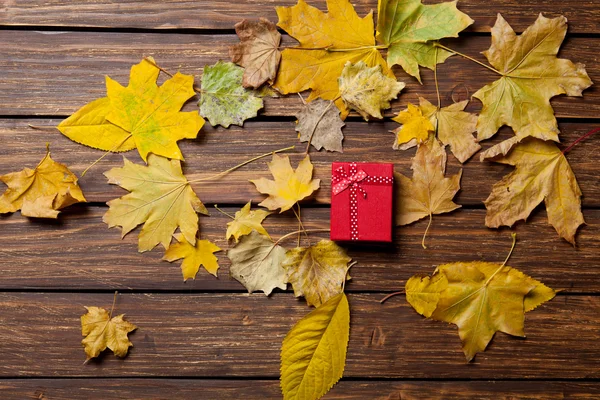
[103,154,208,252]
[199,61,264,128]
[376,0,473,81]
[230,18,282,88]
[59,57,204,162]
[296,99,345,153]
[405,261,555,361]
[81,306,137,360]
[274,0,392,118]
[418,97,480,163]
[0,146,86,218]
[228,231,287,295]
[473,14,593,156]
[395,139,461,248]
[483,138,584,245]
[392,103,435,150]
[282,239,352,307]
[250,153,320,213]
[339,61,405,120]
[226,201,271,242]
[163,233,222,280]
[280,293,349,400]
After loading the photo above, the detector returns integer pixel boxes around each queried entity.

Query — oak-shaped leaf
[483,138,584,245]
[339,61,405,120]
[274,0,392,118]
[0,146,86,218]
[103,154,208,252]
[283,240,351,307]
[226,201,271,242]
[228,231,287,295]
[81,306,137,360]
[395,139,461,247]
[199,61,264,128]
[281,293,349,400]
[376,0,473,81]
[163,233,222,280]
[405,261,555,361]
[392,103,435,150]
[59,57,204,162]
[251,154,320,213]
[418,97,480,163]
[473,14,593,155]
[296,99,345,153]
[230,18,282,88]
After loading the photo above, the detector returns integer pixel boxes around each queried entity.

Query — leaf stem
[274,228,330,247]
[108,291,118,318]
[562,127,600,155]
[434,46,441,109]
[341,261,357,292]
[213,204,235,220]
[81,134,133,177]
[485,233,517,287]
[28,124,58,131]
[143,57,203,93]
[380,290,405,304]
[422,213,433,249]
[292,204,310,246]
[434,43,502,75]
[187,146,295,183]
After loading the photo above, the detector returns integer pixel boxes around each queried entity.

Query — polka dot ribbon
[332,163,393,240]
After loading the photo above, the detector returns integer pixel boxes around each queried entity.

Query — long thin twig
[434,43,502,75]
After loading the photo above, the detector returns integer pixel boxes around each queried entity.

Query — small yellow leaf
[0,147,86,218]
[103,154,208,252]
[226,201,271,242]
[274,0,392,118]
[250,154,320,213]
[392,103,435,149]
[281,293,349,400]
[163,233,222,280]
[105,57,205,162]
[405,273,448,318]
[283,240,351,307]
[483,138,584,245]
[81,306,137,360]
[339,61,405,120]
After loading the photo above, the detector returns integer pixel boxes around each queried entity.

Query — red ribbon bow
[332,166,368,198]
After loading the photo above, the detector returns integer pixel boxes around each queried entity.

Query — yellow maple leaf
[280,293,349,400]
[473,14,592,155]
[0,146,86,218]
[59,58,204,162]
[274,0,392,118]
[418,97,480,163]
[282,240,351,307]
[395,139,461,248]
[226,201,271,242]
[103,154,208,252]
[392,103,435,149]
[407,261,555,361]
[162,233,222,280]
[81,306,137,360]
[483,138,584,245]
[250,154,320,213]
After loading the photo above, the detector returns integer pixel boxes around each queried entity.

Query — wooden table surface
[1,1,600,399]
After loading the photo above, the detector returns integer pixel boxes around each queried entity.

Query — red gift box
[330,162,394,242]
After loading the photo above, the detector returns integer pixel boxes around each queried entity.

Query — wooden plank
[2,379,599,399]
[1,0,599,34]
[0,292,598,378]
[0,207,598,292]
[0,31,597,118]
[2,120,599,207]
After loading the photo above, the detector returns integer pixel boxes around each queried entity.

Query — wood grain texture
[0,31,597,118]
[0,292,598,378]
[2,379,599,400]
[2,120,599,207]
[2,0,600,34]
[0,207,597,292]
